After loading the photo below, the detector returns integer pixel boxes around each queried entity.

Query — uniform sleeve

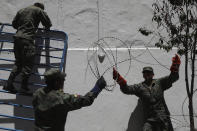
[63,92,96,111]
[39,11,52,29]
[12,12,20,29]
[158,72,179,91]
[120,84,141,96]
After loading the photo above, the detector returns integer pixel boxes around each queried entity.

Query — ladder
[0,23,68,131]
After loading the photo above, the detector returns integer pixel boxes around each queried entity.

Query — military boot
[3,73,17,93]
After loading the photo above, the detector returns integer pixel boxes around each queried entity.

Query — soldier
[3,2,52,93]
[33,68,106,131]
[113,54,181,131]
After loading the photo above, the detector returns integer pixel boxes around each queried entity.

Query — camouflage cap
[44,68,66,81]
[34,2,45,10]
[142,66,154,73]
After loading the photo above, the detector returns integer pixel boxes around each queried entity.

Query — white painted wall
[0,0,196,131]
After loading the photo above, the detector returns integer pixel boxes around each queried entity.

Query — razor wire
[88,0,178,91]
[85,32,171,91]
[85,36,132,91]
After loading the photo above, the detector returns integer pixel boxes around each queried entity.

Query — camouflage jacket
[12,5,52,40]
[32,88,96,131]
[120,72,179,130]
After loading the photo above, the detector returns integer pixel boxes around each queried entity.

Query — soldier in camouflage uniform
[3,3,52,93]
[33,68,106,131]
[113,54,181,131]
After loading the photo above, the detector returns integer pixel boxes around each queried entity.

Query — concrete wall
[0,0,196,131]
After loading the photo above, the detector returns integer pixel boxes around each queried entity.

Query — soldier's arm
[62,76,106,111]
[40,11,52,29]
[160,54,181,90]
[120,83,141,96]
[63,92,96,111]
[113,68,140,96]
[12,12,20,29]
[159,72,179,90]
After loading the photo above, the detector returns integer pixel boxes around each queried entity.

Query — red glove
[170,54,181,72]
[113,68,127,86]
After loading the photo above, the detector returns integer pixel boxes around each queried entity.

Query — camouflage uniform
[5,3,52,91]
[120,72,179,131]
[33,69,106,131]
[33,88,96,131]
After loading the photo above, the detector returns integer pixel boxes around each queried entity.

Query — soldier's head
[142,66,154,81]
[34,2,45,10]
[44,69,66,90]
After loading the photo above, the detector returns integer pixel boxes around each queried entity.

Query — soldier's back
[14,5,43,40]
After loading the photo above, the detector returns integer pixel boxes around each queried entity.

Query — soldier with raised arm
[113,54,181,131]
[33,69,106,131]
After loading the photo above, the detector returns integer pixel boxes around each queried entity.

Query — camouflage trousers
[8,37,36,86]
[143,121,173,131]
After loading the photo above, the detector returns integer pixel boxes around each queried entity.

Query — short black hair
[45,78,65,90]
[34,2,44,10]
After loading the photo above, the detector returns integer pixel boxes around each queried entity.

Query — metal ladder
[0,23,68,131]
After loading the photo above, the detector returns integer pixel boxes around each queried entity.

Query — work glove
[113,67,127,87]
[170,54,181,72]
[90,76,106,95]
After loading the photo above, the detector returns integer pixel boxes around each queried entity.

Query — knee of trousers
[143,122,153,131]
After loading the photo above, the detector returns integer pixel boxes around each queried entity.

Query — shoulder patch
[74,94,79,97]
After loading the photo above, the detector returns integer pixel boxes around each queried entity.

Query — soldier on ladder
[3,2,52,93]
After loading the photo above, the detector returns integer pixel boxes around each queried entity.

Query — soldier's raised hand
[113,67,120,80]
[170,54,181,72]
[90,76,106,96]
[96,76,106,90]
[113,68,127,87]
